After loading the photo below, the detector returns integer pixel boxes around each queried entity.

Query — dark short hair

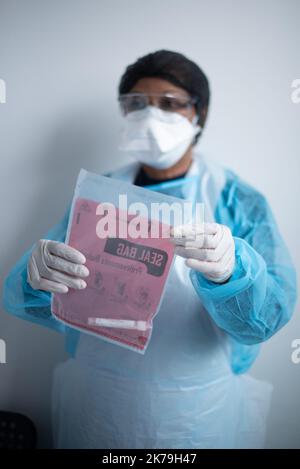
[118,50,210,143]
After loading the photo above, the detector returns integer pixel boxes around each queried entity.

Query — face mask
[118,106,201,169]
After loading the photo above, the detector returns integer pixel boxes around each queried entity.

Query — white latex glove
[27,239,89,294]
[170,223,235,283]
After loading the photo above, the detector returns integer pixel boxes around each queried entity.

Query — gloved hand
[27,239,89,294]
[170,223,235,283]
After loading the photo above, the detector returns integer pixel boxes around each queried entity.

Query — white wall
[0,0,299,448]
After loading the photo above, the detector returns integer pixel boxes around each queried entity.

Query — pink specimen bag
[51,169,190,353]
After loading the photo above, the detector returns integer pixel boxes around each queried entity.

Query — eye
[160,97,178,111]
[120,95,147,114]
[159,95,192,112]
[128,96,146,112]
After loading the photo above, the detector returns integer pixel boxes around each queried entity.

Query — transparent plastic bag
[51,168,190,353]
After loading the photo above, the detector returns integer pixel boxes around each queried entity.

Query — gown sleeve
[190,171,297,351]
[2,204,71,333]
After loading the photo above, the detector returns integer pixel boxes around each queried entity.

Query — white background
[0,0,299,448]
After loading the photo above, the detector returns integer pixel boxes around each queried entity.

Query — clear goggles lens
[119,93,198,115]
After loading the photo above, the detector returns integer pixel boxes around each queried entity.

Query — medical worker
[3,50,297,448]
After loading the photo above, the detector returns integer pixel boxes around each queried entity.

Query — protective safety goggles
[119,92,198,116]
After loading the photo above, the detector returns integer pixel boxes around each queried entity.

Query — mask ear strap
[192,115,201,128]
[192,118,202,145]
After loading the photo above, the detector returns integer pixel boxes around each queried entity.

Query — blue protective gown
[3,155,297,448]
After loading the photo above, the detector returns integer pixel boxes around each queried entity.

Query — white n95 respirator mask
[118,106,201,169]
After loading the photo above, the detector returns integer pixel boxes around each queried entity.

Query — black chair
[0,411,37,449]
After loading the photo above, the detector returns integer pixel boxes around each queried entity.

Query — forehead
[130,77,190,97]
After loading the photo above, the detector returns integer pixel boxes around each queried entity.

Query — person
[3,50,297,449]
